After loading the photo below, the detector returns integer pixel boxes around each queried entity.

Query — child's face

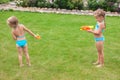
[94,16,104,22]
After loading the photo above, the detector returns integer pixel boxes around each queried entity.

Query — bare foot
[27,63,31,67]
[20,64,24,67]
[93,61,100,65]
[96,64,104,68]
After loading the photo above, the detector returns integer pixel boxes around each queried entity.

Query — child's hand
[87,29,93,33]
[35,34,41,39]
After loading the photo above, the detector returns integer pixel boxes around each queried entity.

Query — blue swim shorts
[16,40,27,47]
[94,36,105,42]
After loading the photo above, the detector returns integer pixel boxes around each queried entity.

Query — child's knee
[97,49,103,54]
[24,53,29,56]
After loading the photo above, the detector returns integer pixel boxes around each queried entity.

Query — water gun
[35,34,41,39]
[80,26,94,31]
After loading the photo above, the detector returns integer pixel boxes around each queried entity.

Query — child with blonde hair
[87,9,106,67]
[7,16,37,67]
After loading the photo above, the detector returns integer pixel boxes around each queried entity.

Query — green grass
[0,0,9,4]
[0,11,120,80]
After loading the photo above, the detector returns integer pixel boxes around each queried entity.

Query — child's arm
[87,24,104,35]
[22,25,36,38]
[11,31,17,40]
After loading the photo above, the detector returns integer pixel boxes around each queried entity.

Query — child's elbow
[13,37,17,40]
[94,31,101,35]
[13,38,16,40]
[95,32,99,35]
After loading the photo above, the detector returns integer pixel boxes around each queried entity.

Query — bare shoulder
[99,22,105,29]
[19,24,26,29]
[19,24,25,27]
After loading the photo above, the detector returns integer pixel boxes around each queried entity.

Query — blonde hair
[94,9,105,17]
[94,9,106,28]
[7,16,18,27]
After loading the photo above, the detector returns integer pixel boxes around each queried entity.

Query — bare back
[12,24,26,40]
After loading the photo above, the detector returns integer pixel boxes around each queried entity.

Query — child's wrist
[34,35,37,38]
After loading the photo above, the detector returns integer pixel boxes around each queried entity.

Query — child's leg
[94,43,101,64]
[23,45,31,66]
[93,55,100,65]
[100,48,104,65]
[16,47,23,67]
[96,41,104,67]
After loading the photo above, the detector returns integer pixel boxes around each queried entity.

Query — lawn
[0,0,9,4]
[0,11,120,80]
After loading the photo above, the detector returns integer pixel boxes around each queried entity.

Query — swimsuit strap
[17,35,25,38]
[95,24,104,32]
[95,24,99,30]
